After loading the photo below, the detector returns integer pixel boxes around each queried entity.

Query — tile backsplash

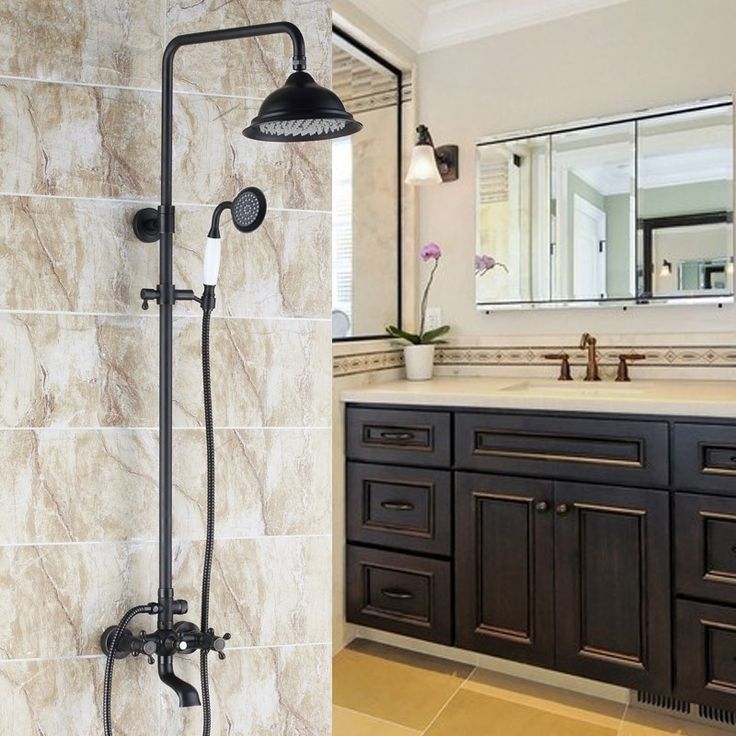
[334,335,736,380]
[0,1,332,733]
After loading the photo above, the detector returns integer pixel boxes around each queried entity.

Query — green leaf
[385,325,422,345]
[419,325,451,344]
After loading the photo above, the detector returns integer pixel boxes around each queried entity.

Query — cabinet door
[554,482,670,692]
[455,472,554,667]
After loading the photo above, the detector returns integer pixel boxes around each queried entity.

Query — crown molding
[340,0,635,54]
[422,0,634,51]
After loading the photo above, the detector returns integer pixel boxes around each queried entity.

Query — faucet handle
[544,352,572,381]
[616,353,646,382]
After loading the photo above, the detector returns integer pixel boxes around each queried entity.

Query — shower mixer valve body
[100,602,231,663]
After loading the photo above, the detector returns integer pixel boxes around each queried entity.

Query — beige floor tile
[620,707,735,735]
[463,667,625,729]
[424,689,619,736]
[333,706,422,735]
[333,639,473,730]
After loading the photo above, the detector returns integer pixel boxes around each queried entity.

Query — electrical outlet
[425,307,442,331]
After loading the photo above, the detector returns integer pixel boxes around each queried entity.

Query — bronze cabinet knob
[555,503,571,516]
[535,500,550,513]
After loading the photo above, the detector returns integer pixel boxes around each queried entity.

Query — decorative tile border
[333,344,736,377]
[333,349,404,377]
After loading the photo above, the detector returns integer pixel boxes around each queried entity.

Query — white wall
[417,0,736,338]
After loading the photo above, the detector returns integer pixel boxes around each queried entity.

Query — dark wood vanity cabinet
[455,473,670,691]
[552,482,670,691]
[454,473,555,667]
[345,404,736,711]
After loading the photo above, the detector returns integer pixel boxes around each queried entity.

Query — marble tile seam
[0,71,268,103]
[0,533,331,549]
[0,190,331,216]
[0,640,332,665]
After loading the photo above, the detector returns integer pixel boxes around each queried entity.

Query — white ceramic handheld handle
[203,237,222,286]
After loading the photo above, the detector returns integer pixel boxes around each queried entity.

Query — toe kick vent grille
[698,705,736,726]
[636,691,690,713]
[636,692,736,726]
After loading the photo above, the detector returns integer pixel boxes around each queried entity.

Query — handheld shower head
[231,186,267,232]
[203,187,268,286]
[207,186,267,238]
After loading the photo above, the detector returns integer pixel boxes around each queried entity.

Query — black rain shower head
[242,71,363,142]
[208,186,267,238]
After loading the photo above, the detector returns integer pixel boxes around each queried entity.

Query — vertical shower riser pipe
[153,18,308,646]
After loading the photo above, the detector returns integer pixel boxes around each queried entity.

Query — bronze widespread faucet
[579,332,601,381]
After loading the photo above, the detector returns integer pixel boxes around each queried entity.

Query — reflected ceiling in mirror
[476,98,734,311]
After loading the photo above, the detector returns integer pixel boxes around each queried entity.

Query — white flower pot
[404,344,435,381]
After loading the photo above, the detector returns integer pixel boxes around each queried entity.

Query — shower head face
[231,186,267,233]
[242,71,363,142]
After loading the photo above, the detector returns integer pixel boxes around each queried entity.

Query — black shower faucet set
[97,21,360,736]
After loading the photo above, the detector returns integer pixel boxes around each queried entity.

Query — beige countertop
[340,376,736,418]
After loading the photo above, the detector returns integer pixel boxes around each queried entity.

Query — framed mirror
[476,98,734,311]
[331,28,402,340]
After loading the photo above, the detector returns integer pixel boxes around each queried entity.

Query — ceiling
[343,0,633,53]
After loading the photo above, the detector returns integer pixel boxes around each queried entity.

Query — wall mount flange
[133,208,160,243]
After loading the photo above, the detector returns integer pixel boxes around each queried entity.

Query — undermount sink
[501,381,646,397]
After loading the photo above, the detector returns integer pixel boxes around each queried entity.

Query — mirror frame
[475,97,734,312]
[332,25,404,342]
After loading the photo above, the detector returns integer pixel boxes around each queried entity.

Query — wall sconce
[405,124,459,185]
[659,259,673,277]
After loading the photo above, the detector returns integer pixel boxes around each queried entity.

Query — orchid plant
[386,242,451,345]
[475,253,508,276]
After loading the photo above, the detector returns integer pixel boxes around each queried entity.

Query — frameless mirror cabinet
[476,100,734,310]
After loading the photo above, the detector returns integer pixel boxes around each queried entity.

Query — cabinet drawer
[347,463,452,556]
[675,493,736,604]
[673,423,736,494]
[346,545,452,644]
[455,412,669,487]
[676,599,736,709]
[346,406,451,467]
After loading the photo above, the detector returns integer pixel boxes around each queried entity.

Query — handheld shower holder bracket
[132,208,160,243]
[140,286,201,310]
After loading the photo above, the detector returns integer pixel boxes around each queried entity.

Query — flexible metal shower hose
[102,603,153,736]
[200,303,216,736]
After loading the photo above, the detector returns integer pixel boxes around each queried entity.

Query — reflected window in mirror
[332,28,402,340]
[477,136,550,304]
[637,105,734,300]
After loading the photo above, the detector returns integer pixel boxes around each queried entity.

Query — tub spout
[158,655,201,708]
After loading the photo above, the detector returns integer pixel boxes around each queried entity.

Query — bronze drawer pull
[381,588,414,600]
[381,501,415,511]
[379,431,414,441]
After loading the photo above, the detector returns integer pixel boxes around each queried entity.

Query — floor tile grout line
[616,702,630,735]
[419,665,478,735]
[334,705,422,734]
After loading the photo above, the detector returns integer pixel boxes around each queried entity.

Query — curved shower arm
[160,21,307,209]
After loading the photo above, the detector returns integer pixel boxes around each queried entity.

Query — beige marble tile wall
[0,1,332,734]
